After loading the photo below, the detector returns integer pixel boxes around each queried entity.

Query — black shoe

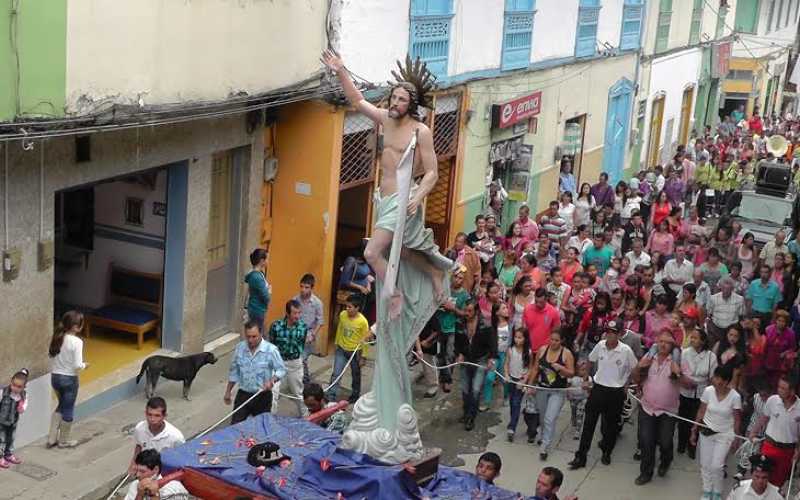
[465,417,475,431]
[687,447,696,460]
[539,452,548,461]
[633,450,641,461]
[676,444,686,454]
[657,464,669,477]
[527,435,536,444]
[568,457,586,470]
[634,474,652,486]
[601,452,612,465]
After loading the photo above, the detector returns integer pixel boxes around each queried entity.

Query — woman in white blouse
[678,329,717,459]
[690,366,742,500]
[47,311,89,449]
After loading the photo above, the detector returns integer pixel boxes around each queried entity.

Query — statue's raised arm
[321,49,386,124]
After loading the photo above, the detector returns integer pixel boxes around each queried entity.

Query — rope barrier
[411,349,578,392]
[627,392,759,442]
[105,474,130,500]
[788,458,797,499]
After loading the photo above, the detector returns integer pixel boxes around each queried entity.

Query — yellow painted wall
[729,58,759,70]
[265,101,343,351]
[722,80,754,93]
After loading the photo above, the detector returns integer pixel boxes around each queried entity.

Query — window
[727,68,754,80]
[410,0,454,78]
[655,0,672,53]
[620,0,644,50]
[767,0,776,31]
[716,5,728,38]
[734,0,760,32]
[501,0,536,70]
[689,0,703,44]
[575,0,601,58]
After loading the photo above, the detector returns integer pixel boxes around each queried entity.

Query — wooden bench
[84,264,162,349]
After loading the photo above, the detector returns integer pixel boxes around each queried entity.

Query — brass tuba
[767,134,789,157]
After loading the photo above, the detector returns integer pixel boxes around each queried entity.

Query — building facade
[723,0,798,117]
[634,0,734,171]
[0,0,329,445]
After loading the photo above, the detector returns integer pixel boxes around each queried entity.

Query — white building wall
[337,0,411,84]
[451,0,504,74]
[532,2,579,62]
[66,0,328,113]
[734,0,797,59]
[642,48,703,163]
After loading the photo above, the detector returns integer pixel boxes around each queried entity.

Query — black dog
[136,352,217,400]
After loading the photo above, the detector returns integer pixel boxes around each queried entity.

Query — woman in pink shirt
[764,310,796,388]
[647,220,675,257]
[503,222,529,259]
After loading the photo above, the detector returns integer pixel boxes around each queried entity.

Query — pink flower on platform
[320,458,331,472]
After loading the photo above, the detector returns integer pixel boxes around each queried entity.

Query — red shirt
[523,303,561,352]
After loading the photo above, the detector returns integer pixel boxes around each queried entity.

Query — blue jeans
[326,346,361,401]
[507,377,525,432]
[51,373,79,422]
[0,424,16,457]
[481,351,508,405]
[461,361,487,419]
[536,389,566,453]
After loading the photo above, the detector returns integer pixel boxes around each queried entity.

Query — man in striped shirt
[538,200,568,244]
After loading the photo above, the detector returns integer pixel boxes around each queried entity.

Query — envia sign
[492,91,542,129]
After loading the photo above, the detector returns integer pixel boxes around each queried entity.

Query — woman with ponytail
[47,311,88,449]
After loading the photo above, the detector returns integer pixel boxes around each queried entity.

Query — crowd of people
[425,109,800,499]
[6,109,800,499]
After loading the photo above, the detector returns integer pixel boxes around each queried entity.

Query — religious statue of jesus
[321,50,452,464]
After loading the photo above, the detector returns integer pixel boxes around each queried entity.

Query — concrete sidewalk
[1,340,364,500]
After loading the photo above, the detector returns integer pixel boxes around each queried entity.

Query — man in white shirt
[569,320,637,470]
[662,245,694,295]
[125,449,189,500]
[726,454,783,500]
[624,238,651,272]
[759,230,788,268]
[748,376,800,489]
[706,278,745,345]
[129,398,185,475]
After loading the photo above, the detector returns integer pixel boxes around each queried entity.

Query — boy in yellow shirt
[326,295,370,404]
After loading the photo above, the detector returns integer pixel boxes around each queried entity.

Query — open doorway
[54,168,168,385]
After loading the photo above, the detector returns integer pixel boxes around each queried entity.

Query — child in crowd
[0,369,29,468]
[603,257,622,293]
[303,383,352,434]
[566,360,591,439]
[504,327,531,442]
[474,452,502,485]
[733,380,771,481]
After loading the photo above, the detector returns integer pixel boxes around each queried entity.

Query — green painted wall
[0,0,67,122]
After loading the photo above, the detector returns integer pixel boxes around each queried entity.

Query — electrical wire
[2,72,327,129]
[702,0,791,78]
[0,86,347,142]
